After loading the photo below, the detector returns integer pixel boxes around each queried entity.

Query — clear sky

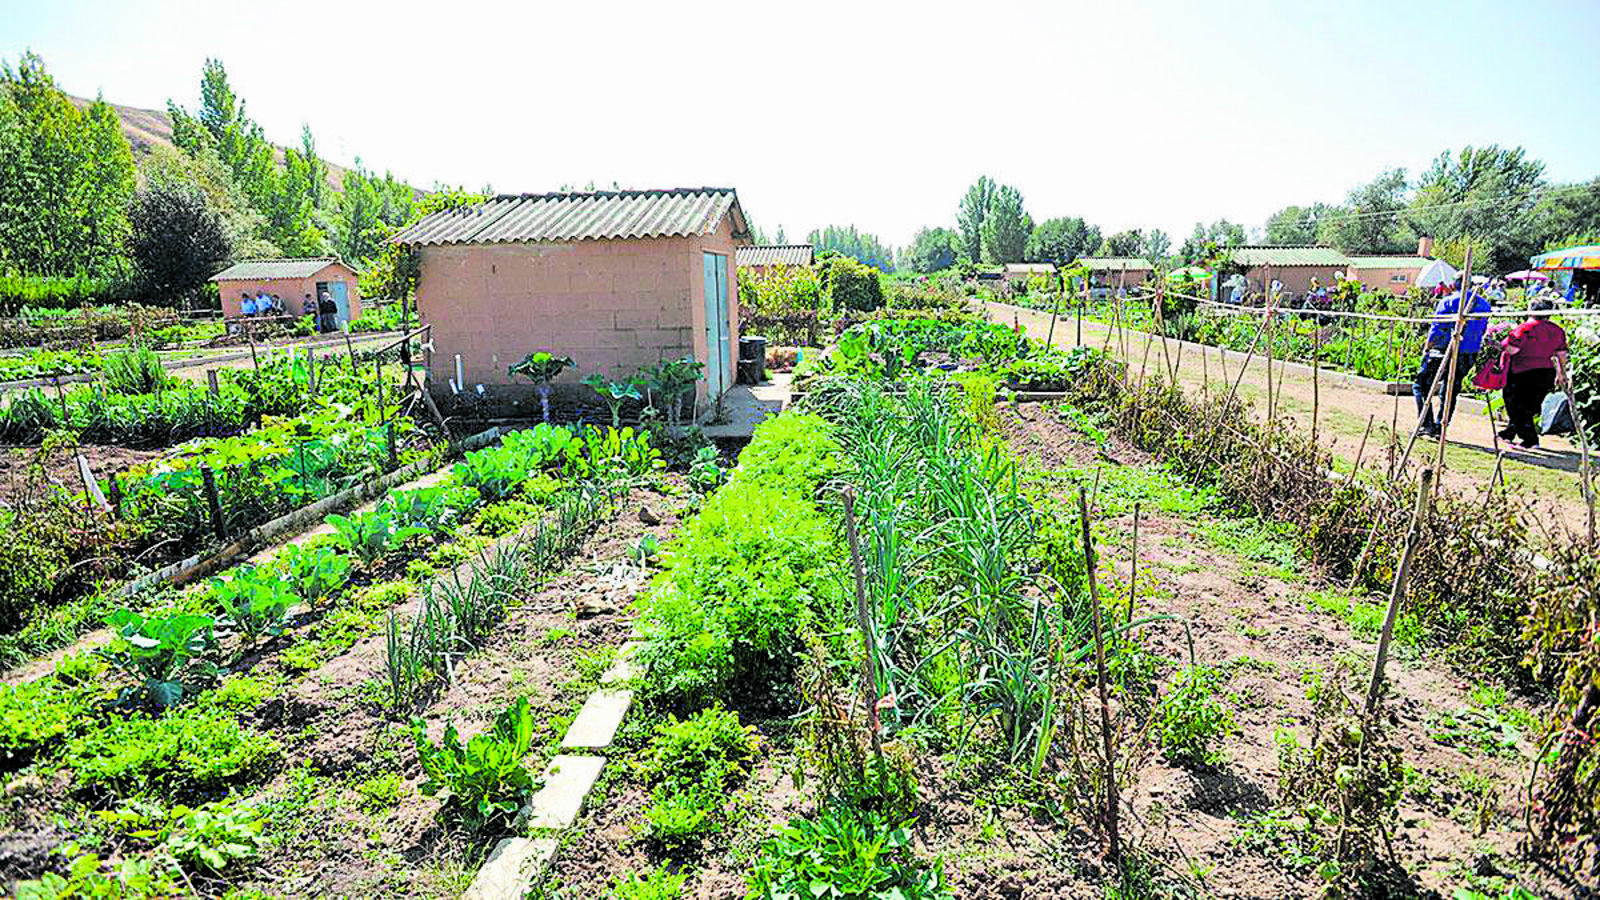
[5,0,1598,251]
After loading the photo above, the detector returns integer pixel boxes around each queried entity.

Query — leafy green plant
[609,863,689,900]
[162,801,266,873]
[275,542,353,605]
[207,566,297,644]
[687,445,725,494]
[12,852,182,899]
[508,351,575,423]
[1156,665,1235,767]
[641,705,757,795]
[98,609,218,709]
[581,425,661,479]
[63,706,279,796]
[0,677,100,763]
[100,342,170,395]
[381,484,470,532]
[747,806,951,900]
[584,373,643,428]
[412,695,539,832]
[638,357,703,427]
[327,507,427,566]
[631,534,661,565]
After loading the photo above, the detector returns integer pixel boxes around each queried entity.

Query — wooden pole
[200,464,228,542]
[1077,488,1121,864]
[1432,248,1475,476]
[248,333,259,372]
[1126,502,1140,627]
[1366,468,1433,714]
[344,324,358,374]
[1076,280,1084,347]
[1046,289,1062,348]
[1352,414,1375,477]
[841,487,888,779]
[206,369,219,396]
[1312,322,1322,445]
[1264,266,1276,427]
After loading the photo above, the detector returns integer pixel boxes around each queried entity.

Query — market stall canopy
[1167,266,1211,282]
[1504,270,1550,282]
[1531,244,1600,271]
[1415,259,1460,288]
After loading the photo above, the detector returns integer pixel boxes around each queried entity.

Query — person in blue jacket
[1413,275,1492,437]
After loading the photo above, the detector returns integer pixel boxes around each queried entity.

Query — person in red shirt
[1499,297,1570,449]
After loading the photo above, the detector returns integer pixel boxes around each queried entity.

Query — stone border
[461,641,641,899]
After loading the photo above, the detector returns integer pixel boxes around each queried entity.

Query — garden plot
[522,312,1592,900]
[0,420,677,896]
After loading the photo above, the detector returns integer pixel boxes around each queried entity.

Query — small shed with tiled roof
[1344,255,1435,296]
[210,257,361,326]
[1227,245,1350,296]
[390,188,751,415]
[1078,256,1154,288]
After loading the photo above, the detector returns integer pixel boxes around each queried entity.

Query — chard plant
[508,352,575,423]
[411,695,539,832]
[274,543,352,605]
[327,508,428,566]
[208,568,297,645]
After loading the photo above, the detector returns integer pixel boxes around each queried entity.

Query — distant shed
[1228,246,1349,296]
[1078,256,1154,289]
[210,257,361,326]
[736,244,814,274]
[389,188,750,417]
[1344,256,1433,296]
[1001,262,1057,285]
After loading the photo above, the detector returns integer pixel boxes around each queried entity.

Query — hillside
[69,94,353,191]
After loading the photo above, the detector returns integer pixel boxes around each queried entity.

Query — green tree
[1100,229,1143,257]
[1263,203,1339,245]
[1178,220,1244,261]
[1322,168,1410,255]
[980,184,1031,263]
[336,159,415,264]
[806,225,894,271]
[1140,228,1172,262]
[1410,145,1547,271]
[141,144,275,259]
[904,226,960,272]
[956,176,996,263]
[1527,178,1600,250]
[0,53,135,277]
[127,178,232,304]
[1025,216,1100,265]
[361,187,486,300]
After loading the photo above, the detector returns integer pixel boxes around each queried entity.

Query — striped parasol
[1531,244,1600,271]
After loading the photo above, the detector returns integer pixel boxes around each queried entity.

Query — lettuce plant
[275,543,352,605]
[327,508,427,566]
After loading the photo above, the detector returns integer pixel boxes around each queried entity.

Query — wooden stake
[1312,324,1321,445]
[206,368,219,396]
[1432,247,1475,477]
[1352,414,1375,477]
[1077,487,1121,865]
[841,487,888,784]
[344,324,358,374]
[248,333,259,371]
[1366,468,1433,714]
[1126,502,1140,627]
[200,464,228,542]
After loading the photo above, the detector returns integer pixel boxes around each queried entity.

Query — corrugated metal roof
[737,244,814,267]
[1003,263,1057,274]
[1229,246,1349,267]
[210,257,352,281]
[1078,257,1153,270]
[390,188,748,246]
[1344,256,1431,269]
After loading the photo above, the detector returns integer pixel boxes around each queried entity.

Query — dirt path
[982,299,1594,536]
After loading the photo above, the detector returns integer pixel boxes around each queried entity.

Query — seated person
[240,293,257,316]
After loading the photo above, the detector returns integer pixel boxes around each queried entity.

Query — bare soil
[538,404,1582,899]
[0,443,165,504]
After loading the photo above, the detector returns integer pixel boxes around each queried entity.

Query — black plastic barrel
[738,335,767,384]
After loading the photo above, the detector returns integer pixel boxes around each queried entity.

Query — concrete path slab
[520,755,605,830]
[600,641,642,683]
[561,689,633,749]
[459,836,557,900]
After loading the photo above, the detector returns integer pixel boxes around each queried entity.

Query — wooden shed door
[702,252,731,396]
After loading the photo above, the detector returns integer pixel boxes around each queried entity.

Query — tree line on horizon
[898,156,1600,276]
[0,53,438,304]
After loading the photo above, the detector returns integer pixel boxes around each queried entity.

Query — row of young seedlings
[382,478,624,713]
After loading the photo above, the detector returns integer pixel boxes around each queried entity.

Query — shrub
[820,256,885,313]
[747,806,951,900]
[62,707,279,797]
[1156,665,1234,767]
[412,695,539,832]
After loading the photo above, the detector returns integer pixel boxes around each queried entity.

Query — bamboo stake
[1126,502,1140,627]
[1432,248,1475,477]
[1366,468,1433,714]
[1312,323,1322,445]
[1352,414,1375,477]
[1264,266,1276,428]
[840,488,888,785]
[1046,289,1061,348]
[1077,488,1121,865]
[1560,365,1596,543]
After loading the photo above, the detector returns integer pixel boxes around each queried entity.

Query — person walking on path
[1500,297,1570,449]
[1414,277,1492,437]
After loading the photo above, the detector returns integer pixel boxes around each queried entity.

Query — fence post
[206,368,219,396]
[306,346,317,396]
[200,464,228,542]
[388,421,398,469]
[344,322,358,374]
[108,473,123,519]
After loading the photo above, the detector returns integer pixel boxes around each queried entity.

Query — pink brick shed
[390,188,750,417]
[209,257,362,323]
